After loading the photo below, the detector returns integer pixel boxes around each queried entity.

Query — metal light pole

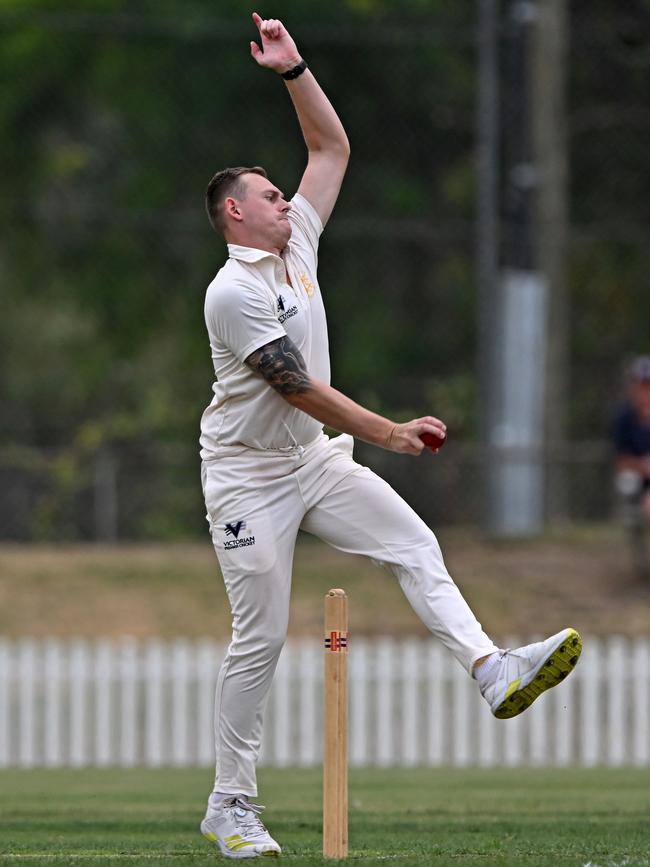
[478,0,549,535]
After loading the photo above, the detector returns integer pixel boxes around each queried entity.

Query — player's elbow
[281,387,312,411]
[311,137,350,162]
[337,136,351,160]
[334,137,351,162]
[278,378,315,411]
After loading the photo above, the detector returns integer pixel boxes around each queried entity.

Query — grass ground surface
[1,768,648,866]
[1,525,650,640]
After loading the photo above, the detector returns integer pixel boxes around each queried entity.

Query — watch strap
[281,59,308,80]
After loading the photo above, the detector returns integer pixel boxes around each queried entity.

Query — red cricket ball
[419,431,447,451]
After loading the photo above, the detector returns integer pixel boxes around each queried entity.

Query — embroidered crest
[298,272,315,298]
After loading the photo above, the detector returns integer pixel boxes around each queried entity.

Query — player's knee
[400,529,443,563]
[262,628,287,658]
[232,627,287,662]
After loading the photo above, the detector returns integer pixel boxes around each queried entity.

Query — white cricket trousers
[201,433,498,796]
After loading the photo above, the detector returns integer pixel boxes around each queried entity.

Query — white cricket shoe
[479,628,582,719]
[200,795,281,859]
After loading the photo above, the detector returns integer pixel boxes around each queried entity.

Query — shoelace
[498,649,523,671]
[225,797,269,840]
[502,646,538,662]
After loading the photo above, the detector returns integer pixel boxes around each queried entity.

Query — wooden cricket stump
[323,588,348,859]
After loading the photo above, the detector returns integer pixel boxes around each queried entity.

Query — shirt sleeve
[208,281,286,363]
[288,193,324,259]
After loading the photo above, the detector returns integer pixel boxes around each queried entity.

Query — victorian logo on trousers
[223,520,256,549]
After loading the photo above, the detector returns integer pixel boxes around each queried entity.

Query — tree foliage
[1,0,649,536]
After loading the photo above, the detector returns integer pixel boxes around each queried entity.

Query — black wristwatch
[281,59,308,80]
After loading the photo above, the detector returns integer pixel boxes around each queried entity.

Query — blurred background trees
[1,0,649,539]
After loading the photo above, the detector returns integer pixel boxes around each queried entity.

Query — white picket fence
[0,636,648,768]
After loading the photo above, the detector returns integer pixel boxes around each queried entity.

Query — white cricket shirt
[200,193,330,454]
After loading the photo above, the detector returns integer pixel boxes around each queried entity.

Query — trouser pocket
[203,465,278,576]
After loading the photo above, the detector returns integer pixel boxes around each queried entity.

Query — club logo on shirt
[298,272,315,298]
[277,294,298,325]
[222,520,256,549]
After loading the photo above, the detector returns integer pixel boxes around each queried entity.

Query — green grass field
[1,768,648,866]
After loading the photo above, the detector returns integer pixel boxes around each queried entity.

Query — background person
[613,355,650,526]
[198,13,582,859]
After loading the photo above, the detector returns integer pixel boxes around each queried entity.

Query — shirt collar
[227,244,283,264]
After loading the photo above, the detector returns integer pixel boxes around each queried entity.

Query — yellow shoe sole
[494,628,583,720]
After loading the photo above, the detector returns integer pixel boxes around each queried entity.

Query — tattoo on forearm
[245,336,311,396]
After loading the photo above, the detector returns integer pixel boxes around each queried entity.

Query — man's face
[233,173,292,253]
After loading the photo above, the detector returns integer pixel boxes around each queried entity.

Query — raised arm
[250,12,350,227]
[246,336,447,456]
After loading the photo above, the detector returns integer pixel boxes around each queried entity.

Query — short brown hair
[205,166,268,234]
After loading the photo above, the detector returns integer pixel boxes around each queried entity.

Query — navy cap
[630,355,650,381]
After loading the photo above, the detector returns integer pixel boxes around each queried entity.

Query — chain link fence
[1,1,648,540]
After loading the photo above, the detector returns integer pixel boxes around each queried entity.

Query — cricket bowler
[198,13,582,858]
